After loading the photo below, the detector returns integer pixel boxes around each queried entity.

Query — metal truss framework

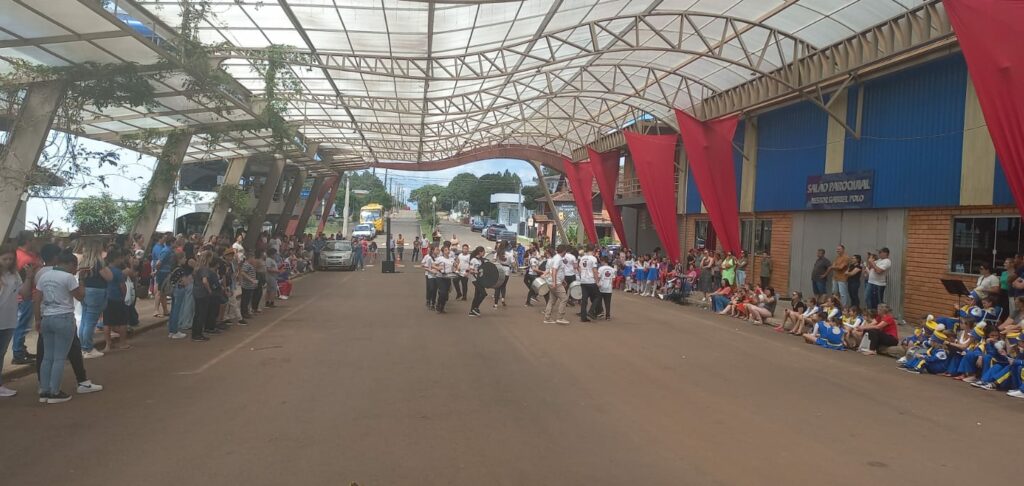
[0,0,954,173]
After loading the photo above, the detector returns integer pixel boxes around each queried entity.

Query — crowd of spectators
[0,229,318,403]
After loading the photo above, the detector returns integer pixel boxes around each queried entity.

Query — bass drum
[568,280,583,300]
[531,276,551,296]
[476,261,500,288]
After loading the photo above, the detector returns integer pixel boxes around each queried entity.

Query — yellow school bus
[359,203,385,232]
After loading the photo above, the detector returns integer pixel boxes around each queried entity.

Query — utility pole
[342,173,352,237]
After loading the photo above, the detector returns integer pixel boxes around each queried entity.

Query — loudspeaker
[381,260,396,273]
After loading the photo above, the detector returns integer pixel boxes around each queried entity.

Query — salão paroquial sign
[805,171,874,209]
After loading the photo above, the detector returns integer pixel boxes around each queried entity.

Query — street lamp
[431,195,437,233]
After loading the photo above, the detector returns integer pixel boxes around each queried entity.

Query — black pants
[193,296,212,339]
[253,276,265,314]
[436,278,451,311]
[313,251,321,269]
[865,329,899,351]
[594,292,612,318]
[471,281,488,312]
[524,274,537,304]
[398,248,404,261]
[579,283,599,319]
[493,276,509,304]
[564,275,577,303]
[240,288,256,317]
[454,276,466,299]
[848,279,861,308]
[35,334,87,384]
[760,276,770,289]
[425,277,438,306]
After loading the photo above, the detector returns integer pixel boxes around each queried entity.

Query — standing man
[434,247,453,314]
[421,245,438,310]
[543,246,570,325]
[828,245,852,307]
[353,238,364,271]
[11,231,40,365]
[865,247,892,312]
[760,251,773,289]
[578,245,599,322]
[312,233,326,270]
[811,248,831,301]
[562,246,578,306]
[736,251,748,287]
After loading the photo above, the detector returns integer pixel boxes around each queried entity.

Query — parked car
[496,229,517,245]
[483,224,508,241]
[352,224,375,240]
[470,219,487,232]
[319,240,355,271]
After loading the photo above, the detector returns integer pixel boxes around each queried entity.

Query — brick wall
[904,206,1016,321]
[679,213,792,293]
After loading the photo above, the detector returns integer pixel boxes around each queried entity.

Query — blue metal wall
[686,169,701,214]
[842,55,967,208]
[754,101,828,211]
[994,157,1014,205]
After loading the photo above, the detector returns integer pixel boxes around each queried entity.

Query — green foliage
[216,185,252,220]
[409,184,448,220]
[337,171,393,216]
[68,194,135,234]
[520,184,546,211]
[565,223,579,246]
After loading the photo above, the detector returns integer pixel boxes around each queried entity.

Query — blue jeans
[178,284,195,331]
[169,285,189,333]
[833,280,850,308]
[865,283,886,312]
[812,279,827,296]
[79,287,107,351]
[355,254,364,269]
[39,313,76,395]
[737,270,746,286]
[12,299,32,357]
[0,328,13,386]
[711,295,731,312]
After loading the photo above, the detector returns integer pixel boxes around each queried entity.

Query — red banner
[587,147,628,247]
[623,131,681,263]
[675,109,742,255]
[946,0,1024,217]
[563,159,599,244]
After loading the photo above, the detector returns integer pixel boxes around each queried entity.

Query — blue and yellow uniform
[986,333,1020,390]
[815,324,846,350]
[956,326,987,376]
[905,333,948,374]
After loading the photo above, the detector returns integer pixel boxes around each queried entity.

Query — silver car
[319,240,355,271]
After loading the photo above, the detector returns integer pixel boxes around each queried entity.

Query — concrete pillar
[132,130,193,250]
[824,89,848,174]
[275,168,308,234]
[960,77,997,206]
[294,176,325,236]
[203,156,249,240]
[0,81,66,238]
[315,177,340,236]
[740,117,759,213]
[244,156,286,250]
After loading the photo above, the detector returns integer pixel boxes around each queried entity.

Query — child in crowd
[902,332,949,374]
[788,297,820,336]
[776,291,807,332]
[970,329,1011,390]
[595,256,614,320]
[644,259,660,297]
[841,306,864,348]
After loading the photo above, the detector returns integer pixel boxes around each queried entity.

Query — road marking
[177,278,337,375]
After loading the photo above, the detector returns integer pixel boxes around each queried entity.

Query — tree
[68,194,135,234]
[409,184,448,220]
[337,170,393,220]
[520,184,546,211]
[447,173,478,204]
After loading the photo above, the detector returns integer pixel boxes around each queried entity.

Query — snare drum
[531,276,551,296]
[568,280,583,300]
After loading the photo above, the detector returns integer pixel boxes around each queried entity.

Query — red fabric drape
[623,131,681,263]
[587,147,628,247]
[562,159,599,244]
[946,0,1024,218]
[674,109,742,255]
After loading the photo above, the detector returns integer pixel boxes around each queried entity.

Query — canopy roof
[0,0,945,174]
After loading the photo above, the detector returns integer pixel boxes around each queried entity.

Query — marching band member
[467,246,487,317]
[455,244,470,301]
[492,242,512,309]
[578,245,599,322]
[422,245,438,311]
[523,248,541,307]
[434,246,454,314]
[595,255,615,320]
[562,246,578,305]
[543,246,569,325]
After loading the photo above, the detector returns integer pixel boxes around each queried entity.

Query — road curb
[1,271,313,382]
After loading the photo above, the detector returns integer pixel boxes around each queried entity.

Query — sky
[22,134,538,232]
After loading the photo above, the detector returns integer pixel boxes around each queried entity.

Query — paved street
[1,217,1020,485]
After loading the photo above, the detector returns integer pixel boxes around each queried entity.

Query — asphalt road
[1,216,1020,485]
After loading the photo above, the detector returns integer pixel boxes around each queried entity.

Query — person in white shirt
[455,244,471,301]
[492,242,512,309]
[523,249,542,306]
[434,247,454,313]
[467,246,487,317]
[595,256,615,320]
[865,247,892,312]
[35,251,86,404]
[544,246,569,324]
[422,246,438,310]
[577,245,599,322]
[562,249,578,304]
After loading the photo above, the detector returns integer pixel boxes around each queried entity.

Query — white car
[352,224,375,240]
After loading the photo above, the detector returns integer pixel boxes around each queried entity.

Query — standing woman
[78,242,112,359]
[411,237,421,264]
[191,251,215,342]
[847,255,863,309]
[523,248,540,306]
[102,249,130,351]
[700,250,713,297]
[467,246,487,317]
[35,251,85,404]
[0,244,33,397]
[166,253,192,339]
[493,243,512,309]
[397,234,406,262]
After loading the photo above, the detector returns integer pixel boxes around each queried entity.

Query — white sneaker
[110,331,120,339]
[1007,390,1024,399]
[82,349,104,359]
[279,295,289,300]
[0,385,17,397]
[76,381,103,394]
[169,332,187,339]
[555,319,570,325]
[896,357,907,364]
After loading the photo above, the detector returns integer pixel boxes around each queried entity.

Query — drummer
[524,247,541,307]
[454,244,470,301]
[467,246,487,317]
[492,242,512,309]
[434,246,454,314]
[422,245,438,311]
[578,244,600,322]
